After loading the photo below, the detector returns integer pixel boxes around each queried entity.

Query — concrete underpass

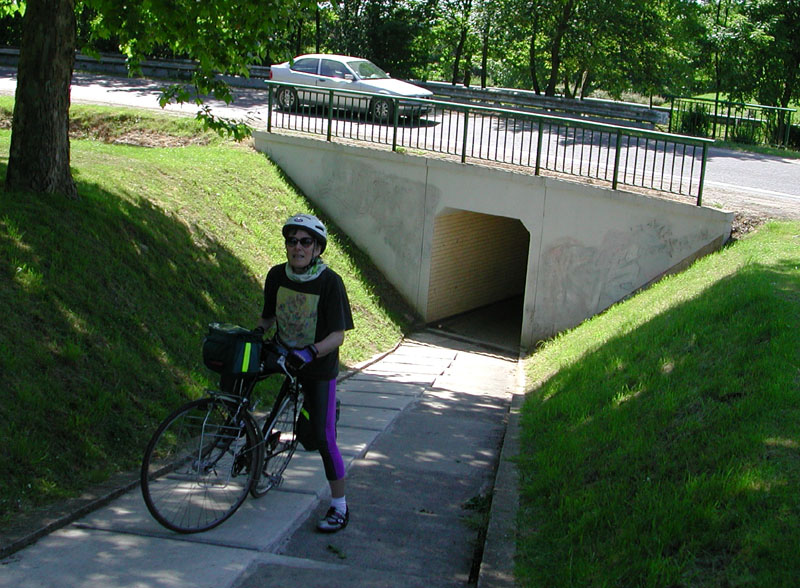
[253,131,733,350]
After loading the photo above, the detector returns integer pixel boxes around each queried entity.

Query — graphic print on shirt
[276,287,319,347]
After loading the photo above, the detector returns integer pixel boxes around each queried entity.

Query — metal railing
[412,80,670,129]
[668,96,795,147]
[259,81,713,205]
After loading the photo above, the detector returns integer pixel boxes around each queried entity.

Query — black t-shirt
[261,264,354,379]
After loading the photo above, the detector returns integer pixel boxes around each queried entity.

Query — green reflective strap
[241,342,252,372]
[301,407,310,419]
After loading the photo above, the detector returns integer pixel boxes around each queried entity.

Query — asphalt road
[703,145,800,218]
[0,67,797,219]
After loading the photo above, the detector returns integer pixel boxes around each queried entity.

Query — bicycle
[140,331,303,534]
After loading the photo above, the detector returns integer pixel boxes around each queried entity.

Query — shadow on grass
[0,168,267,516]
[518,259,800,586]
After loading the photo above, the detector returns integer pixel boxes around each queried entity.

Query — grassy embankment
[0,98,416,521]
[517,220,800,586]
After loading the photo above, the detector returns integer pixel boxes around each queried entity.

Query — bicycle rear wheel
[141,397,259,533]
[251,385,300,498]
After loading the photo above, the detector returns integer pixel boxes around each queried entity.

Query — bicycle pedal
[267,430,282,449]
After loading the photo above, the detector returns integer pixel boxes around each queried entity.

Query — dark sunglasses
[285,237,316,248]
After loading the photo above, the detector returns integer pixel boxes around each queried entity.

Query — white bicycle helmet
[282,213,328,253]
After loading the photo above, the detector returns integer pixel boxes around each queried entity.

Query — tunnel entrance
[431,295,524,353]
[425,209,529,350]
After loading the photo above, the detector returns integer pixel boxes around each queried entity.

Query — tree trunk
[779,50,798,110]
[777,54,798,144]
[529,33,540,94]
[528,8,541,94]
[293,19,303,56]
[563,74,573,99]
[452,25,467,85]
[5,0,77,198]
[315,6,321,53]
[545,0,575,96]
[480,18,489,89]
[579,69,591,98]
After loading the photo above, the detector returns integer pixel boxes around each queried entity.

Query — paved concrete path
[0,330,520,587]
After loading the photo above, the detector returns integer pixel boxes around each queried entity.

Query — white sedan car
[269,54,433,120]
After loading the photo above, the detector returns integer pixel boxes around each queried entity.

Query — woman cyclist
[255,213,354,533]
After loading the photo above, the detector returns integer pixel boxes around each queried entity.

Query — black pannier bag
[202,323,262,376]
[295,404,319,451]
[296,398,340,451]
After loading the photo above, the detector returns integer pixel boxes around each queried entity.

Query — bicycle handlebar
[261,339,296,382]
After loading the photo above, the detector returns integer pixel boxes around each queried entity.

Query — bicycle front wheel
[251,387,300,498]
[141,397,259,533]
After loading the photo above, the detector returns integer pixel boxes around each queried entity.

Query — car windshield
[347,60,389,80]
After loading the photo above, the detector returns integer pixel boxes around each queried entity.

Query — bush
[787,124,800,150]
[729,120,761,145]
[677,103,711,137]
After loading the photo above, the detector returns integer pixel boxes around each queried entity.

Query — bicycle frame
[141,337,302,533]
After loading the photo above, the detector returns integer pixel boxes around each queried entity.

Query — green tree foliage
[437,0,477,85]
[1,0,314,197]
[1,0,798,197]
[483,0,706,99]
[82,0,314,131]
[716,0,800,109]
[320,0,433,78]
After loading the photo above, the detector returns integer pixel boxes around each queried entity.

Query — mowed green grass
[517,221,800,586]
[0,99,415,520]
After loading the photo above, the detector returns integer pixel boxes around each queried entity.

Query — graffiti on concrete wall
[313,157,433,299]
[539,219,708,332]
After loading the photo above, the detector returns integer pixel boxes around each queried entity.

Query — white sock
[331,496,347,514]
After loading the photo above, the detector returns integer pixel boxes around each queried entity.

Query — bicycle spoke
[251,387,300,498]
[141,398,258,533]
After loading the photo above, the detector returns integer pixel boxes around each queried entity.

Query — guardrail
[259,81,712,205]
[0,48,710,203]
[0,48,669,128]
[668,95,795,147]
[412,81,671,129]
[0,48,274,89]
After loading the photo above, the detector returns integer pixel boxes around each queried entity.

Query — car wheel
[371,97,393,122]
[276,87,299,111]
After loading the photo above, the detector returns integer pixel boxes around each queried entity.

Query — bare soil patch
[700,185,799,240]
[68,124,214,147]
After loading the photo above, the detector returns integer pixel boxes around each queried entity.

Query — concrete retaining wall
[253,131,733,349]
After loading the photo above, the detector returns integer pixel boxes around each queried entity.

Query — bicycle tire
[251,384,300,498]
[141,397,259,533]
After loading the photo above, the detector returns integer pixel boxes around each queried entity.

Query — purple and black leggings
[300,377,345,481]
